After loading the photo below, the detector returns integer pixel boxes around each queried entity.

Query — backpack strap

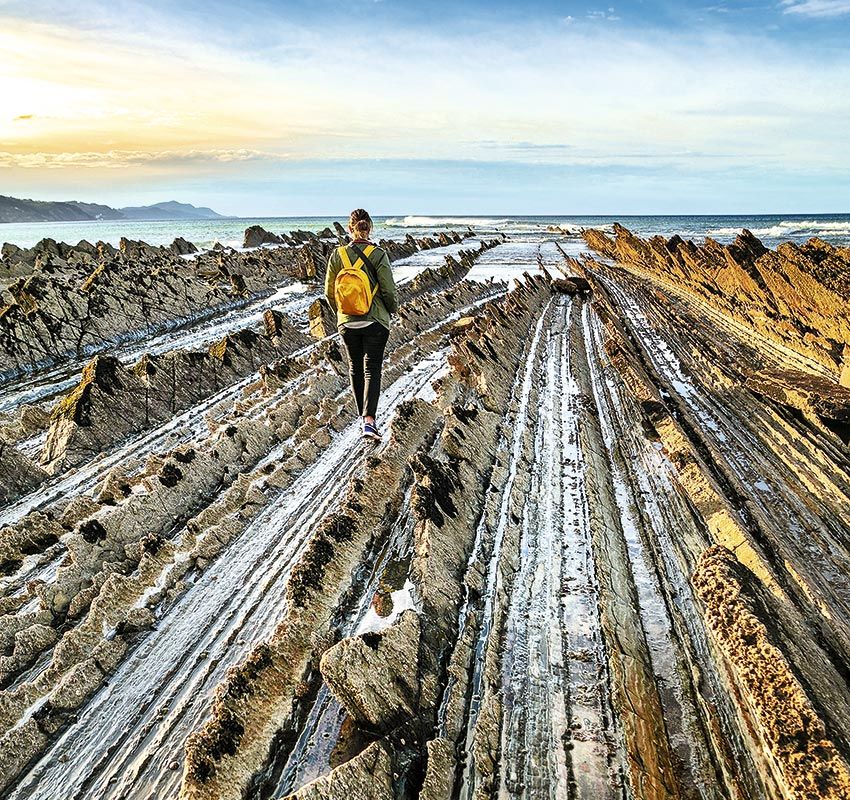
[348,243,378,285]
[338,244,353,270]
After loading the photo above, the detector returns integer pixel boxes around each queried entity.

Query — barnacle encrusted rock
[693,545,850,799]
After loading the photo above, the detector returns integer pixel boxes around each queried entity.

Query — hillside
[0,194,226,224]
[118,200,225,221]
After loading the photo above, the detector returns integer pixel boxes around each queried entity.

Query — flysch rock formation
[583,223,850,386]
[0,227,470,383]
[0,226,475,506]
[39,309,311,472]
[0,236,307,382]
[0,226,502,798]
[179,274,553,799]
[1,222,849,800]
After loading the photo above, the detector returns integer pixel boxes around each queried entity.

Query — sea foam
[708,220,850,238]
[384,216,512,228]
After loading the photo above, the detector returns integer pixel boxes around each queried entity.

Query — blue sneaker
[363,421,382,441]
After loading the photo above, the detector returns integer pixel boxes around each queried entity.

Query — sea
[1,213,849,251]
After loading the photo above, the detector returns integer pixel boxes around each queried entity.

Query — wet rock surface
[1,223,849,800]
[319,610,421,733]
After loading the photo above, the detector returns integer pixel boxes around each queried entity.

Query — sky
[0,0,848,215]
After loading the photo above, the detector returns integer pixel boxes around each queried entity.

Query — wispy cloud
[475,141,575,152]
[780,0,850,16]
[587,7,621,20]
[1,2,849,212]
[0,149,283,169]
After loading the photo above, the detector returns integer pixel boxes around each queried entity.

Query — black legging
[340,322,390,419]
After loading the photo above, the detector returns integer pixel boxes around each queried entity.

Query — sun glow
[0,20,310,160]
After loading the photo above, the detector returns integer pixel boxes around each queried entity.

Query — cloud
[587,7,621,21]
[0,148,284,169]
[474,141,575,152]
[780,0,850,16]
[1,4,849,205]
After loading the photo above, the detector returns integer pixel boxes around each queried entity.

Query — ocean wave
[708,220,850,238]
[384,216,512,229]
[505,223,549,232]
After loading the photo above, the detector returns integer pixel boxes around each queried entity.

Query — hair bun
[349,208,373,231]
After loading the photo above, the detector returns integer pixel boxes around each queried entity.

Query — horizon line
[2,211,849,223]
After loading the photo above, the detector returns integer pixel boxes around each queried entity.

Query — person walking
[324,208,398,441]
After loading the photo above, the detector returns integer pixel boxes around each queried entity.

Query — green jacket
[324,241,399,330]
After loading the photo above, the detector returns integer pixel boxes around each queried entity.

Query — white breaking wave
[384,216,512,229]
[708,220,850,238]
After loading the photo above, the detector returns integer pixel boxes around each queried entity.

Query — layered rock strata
[399,239,502,304]
[693,545,850,799]
[0,244,299,380]
[0,226,472,382]
[179,275,552,799]
[260,239,850,800]
[582,255,850,797]
[583,224,850,385]
[3,225,850,800]
[0,263,505,795]
[39,310,311,471]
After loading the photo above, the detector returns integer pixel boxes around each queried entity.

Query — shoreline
[2,212,850,250]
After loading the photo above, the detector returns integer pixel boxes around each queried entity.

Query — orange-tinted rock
[584,225,850,379]
[693,546,850,800]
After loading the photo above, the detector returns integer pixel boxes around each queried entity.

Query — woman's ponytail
[349,208,373,239]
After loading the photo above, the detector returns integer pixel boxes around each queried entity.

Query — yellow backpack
[335,244,378,316]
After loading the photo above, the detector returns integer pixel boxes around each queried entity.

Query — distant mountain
[0,195,100,224]
[0,195,227,224]
[69,201,126,221]
[118,200,225,221]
